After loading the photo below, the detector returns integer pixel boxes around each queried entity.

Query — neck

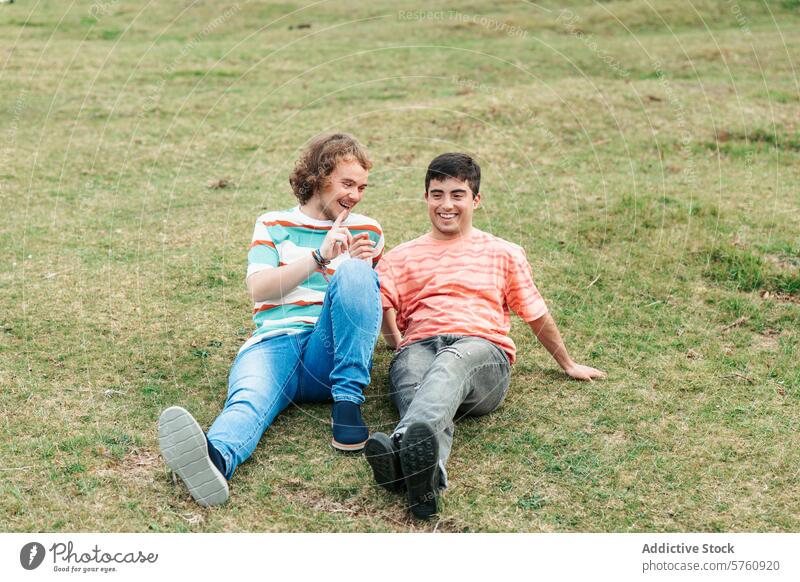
[429,224,473,241]
[298,200,328,221]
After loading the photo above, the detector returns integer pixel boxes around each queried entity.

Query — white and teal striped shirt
[240,205,384,352]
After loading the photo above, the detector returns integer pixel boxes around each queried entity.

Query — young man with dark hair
[159,133,384,506]
[366,152,605,518]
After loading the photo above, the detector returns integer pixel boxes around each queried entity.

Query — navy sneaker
[399,422,440,519]
[364,432,404,492]
[331,401,369,451]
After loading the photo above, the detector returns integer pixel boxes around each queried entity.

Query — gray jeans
[389,335,511,487]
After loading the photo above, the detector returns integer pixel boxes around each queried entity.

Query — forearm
[527,312,574,370]
[381,308,402,349]
[247,253,319,303]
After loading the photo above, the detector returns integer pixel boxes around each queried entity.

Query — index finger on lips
[333,209,349,228]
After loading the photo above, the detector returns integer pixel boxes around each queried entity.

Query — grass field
[1,0,798,532]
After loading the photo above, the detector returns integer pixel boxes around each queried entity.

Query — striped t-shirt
[241,205,384,352]
[375,229,547,364]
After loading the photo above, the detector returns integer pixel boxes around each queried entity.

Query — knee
[460,394,504,418]
[331,259,379,296]
[335,258,375,279]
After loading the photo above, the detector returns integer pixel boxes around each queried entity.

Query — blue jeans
[207,260,381,479]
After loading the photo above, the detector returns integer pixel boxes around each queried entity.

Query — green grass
[1,0,798,532]
[705,246,800,295]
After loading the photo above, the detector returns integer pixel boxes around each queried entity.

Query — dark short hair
[425,153,480,197]
[289,133,372,204]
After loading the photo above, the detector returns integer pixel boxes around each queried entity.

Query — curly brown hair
[289,133,372,204]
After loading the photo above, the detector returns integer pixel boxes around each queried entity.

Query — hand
[320,209,353,260]
[348,232,376,262]
[564,363,606,382]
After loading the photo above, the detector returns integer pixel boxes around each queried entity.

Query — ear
[424,191,429,200]
[473,192,481,208]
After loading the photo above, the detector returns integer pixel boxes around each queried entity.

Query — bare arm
[381,308,402,350]
[247,209,354,304]
[527,312,605,381]
[247,254,319,303]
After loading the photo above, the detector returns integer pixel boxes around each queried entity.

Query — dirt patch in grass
[750,331,781,353]
[121,448,161,474]
[281,486,465,532]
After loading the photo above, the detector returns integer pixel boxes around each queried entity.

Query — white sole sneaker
[331,437,368,452]
[158,406,229,507]
[329,417,367,451]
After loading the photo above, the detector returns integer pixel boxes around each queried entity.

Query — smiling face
[425,177,480,240]
[306,158,369,221]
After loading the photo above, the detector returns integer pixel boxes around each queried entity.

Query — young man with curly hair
[159,133,384,506]
[365,153,605,519]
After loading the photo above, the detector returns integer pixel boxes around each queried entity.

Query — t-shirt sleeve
[505,247,548,322]
[375,253,399,311]
[246,218,279,279]
[372,229,385,268]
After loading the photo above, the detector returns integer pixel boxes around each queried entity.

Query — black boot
[399,422,440,519]
[364,432,404,492]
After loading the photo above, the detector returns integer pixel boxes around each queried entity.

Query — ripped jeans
[389,335,511,487]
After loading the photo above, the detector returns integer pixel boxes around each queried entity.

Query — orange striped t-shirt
[375,229,548,364]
